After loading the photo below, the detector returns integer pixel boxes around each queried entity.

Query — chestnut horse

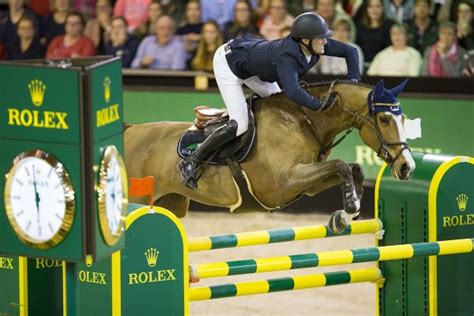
[124,80,415,233]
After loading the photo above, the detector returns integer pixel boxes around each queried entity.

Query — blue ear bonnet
[368,79,408,116]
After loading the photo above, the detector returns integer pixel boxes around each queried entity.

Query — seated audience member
[316,0,356,41]
[40,0,70,45]
[176,0,203,56]
[223,0,258,41]
[84,0,112,52]
[0,0,39,52]
[368,23,421,76]
[135,2,163,39]
[74,0,97,19]
[131,15,186,70]
[200,0,238,29]
[260,0,294,40]
[406,0,438,54]
[191,21,223,72]
[383,0,413,22]
[104,17,139,67]
[318,19,365,74]
[46,11,96,58]
[113,0,151,32]
[356,0,393,68]
[461,49,474,76]
[6,15,44,60]
[421,21,467,77]
[456,2,474,50]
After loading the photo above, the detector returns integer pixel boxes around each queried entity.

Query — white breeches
[213,44,281,136]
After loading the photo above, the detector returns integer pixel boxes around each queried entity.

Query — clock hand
[32,165,41,223]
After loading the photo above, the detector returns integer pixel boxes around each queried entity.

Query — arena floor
[182,211,377,316]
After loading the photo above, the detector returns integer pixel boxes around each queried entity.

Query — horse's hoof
[343,198,361,214]
[328,210,350,234]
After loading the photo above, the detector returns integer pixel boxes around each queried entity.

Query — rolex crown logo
[456,193,468,211]
[28,79,46,106]
[103,76,111,103]
[144,248,159,267]
[85,255,94,267]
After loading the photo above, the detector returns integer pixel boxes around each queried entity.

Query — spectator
[46,11,96,58]
[355,0,393,68]
[113,0,152,32]
[135,2,163,39]
[383,0,413,22]
[0,0,39,52]
[84,0,112,52]
[200,0,237,29]
[191,21,223,71]
[259,0,294,40]
[317,19,365,74]
[406,0,438,54]
[461,49,474,76]
[456,2,474,50]
[74,0,97,20]
[40,0,71,46]
[6,15,44,60]
[104,17,139,67]
[315,0,356,41]
[223,0,258,41]
[176,0,203,55]
[131,15,186,69]
[368,23,421,76]
[421,21,467,77]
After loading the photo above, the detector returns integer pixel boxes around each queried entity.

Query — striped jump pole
[188,218,383,252]
[192,238,474,279]
[189,267,382,301]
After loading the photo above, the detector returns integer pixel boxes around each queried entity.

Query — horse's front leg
[286,159,362,234]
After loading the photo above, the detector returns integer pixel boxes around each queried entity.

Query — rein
[300,80,410,166]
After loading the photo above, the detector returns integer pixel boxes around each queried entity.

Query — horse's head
[359,79,416,180]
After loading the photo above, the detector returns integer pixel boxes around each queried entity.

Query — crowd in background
[0,0,473,77]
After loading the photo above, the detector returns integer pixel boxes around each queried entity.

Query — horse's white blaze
[390,113,416,174]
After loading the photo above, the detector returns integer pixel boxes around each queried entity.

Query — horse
[124,79,416,233]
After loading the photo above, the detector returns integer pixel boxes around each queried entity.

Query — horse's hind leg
[156,193,190,218]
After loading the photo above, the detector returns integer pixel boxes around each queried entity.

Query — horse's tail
[123,122,133,132]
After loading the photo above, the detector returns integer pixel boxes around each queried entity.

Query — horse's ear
[373,80,385,100]
[390,79,409,97]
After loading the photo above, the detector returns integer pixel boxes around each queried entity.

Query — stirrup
[179,159,199,190]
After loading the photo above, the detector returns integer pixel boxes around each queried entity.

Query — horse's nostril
[401,163,410,177]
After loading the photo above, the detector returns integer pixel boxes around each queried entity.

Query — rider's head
[290,12,333,55]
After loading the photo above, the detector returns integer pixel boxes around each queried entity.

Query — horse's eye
[380,116,390,125]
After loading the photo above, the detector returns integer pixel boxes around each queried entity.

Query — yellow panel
[255,256,292,273]
[195,262,230,278]
[189,287,212,302]
[293,274,326,289]
[237,231,270,247]
[378,245,414,261]
[350,219,383,234]
[438,239,473,255]
[317,250,354,266]
[236,280,270,296]
[349,267,382,283]
[188,237,212,252]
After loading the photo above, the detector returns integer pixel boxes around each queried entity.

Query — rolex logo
[85,255,94,267]
[144,248,159,267]
[103,76,111,103]
[456,193,468,211]
[28,79,46,106]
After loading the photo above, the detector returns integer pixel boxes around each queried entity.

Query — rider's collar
[367,90,403,116]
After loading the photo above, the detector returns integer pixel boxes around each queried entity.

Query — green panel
[123,90,474,180]
[228,259,257,275]
[210,235,238,249]
[210,284,237,299]
[325,271,351,285]
[0,255,21,315]
[435,163,474,316]
[65,257,113,316]
[289,253,318,269]
[120,211,186,316]
[27,257,63,316]
[268,278,294,292]
[268,229,295,243]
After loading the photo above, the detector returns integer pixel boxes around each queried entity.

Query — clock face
[4,150,75,249]
[97,145,127,246]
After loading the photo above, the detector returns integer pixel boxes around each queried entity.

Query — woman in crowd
[40,0,71,45]
[223,0,258,41]
[113,0,151,32]
[104,16,139,67]
[83,0,112,53]
[135,1,163,39]
[191,21,223,72]
[421,21,466,77]
[355,0,393,69]
[259,0,294,40]
[456,1,473,50]
[368,23,422,76]
[383,0,413,22]
[46,11,96,58]
[176,0,203,56]
[6,15,44,60]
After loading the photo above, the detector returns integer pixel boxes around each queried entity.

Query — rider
[180,12,361,189]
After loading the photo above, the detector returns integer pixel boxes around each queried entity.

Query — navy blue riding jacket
[226,36,360,110]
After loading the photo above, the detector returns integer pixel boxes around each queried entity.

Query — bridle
[301,80,411,167]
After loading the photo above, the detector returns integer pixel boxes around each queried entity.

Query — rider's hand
[320,92,337,111]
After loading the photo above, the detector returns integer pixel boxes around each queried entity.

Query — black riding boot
[180,120,238,189]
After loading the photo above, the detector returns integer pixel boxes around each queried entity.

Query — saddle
[177,96,257,165]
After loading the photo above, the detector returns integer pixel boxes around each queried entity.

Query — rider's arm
[276,54,322,111]
[324,39,361,81]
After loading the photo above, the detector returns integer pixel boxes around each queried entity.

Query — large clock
[97,145,128,246]
[4,150,75,249]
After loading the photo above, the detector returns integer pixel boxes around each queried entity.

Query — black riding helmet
[290,12,333,55]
